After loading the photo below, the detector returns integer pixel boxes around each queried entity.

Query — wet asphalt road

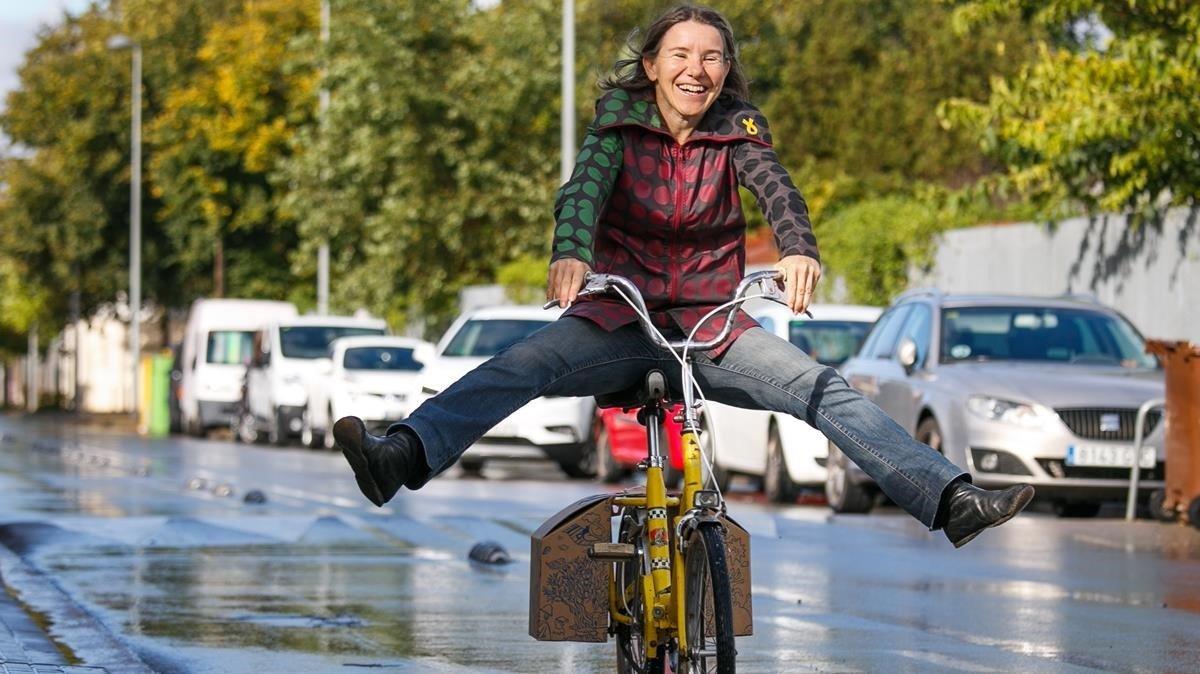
[0,413,1198,673]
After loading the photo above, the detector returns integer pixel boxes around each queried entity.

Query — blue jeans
[400,317,966,528]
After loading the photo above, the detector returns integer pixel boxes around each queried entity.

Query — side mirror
[896,337,919,372]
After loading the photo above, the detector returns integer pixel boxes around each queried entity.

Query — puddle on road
[35,538,615,673]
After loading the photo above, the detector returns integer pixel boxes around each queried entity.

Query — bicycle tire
[614,514,665,674]
[680,521,736,673]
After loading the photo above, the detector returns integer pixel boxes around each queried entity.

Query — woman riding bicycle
[336,3,1034,548]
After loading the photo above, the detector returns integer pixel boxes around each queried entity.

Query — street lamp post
[561,0,575,184]
[110,36,142,419]
[317,0,330,315]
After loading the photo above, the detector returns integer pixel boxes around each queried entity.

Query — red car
[592,404,686,484]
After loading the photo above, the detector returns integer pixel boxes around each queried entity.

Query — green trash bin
[148,353,173,437]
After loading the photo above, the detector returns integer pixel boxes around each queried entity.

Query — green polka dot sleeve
[551,128,623,265]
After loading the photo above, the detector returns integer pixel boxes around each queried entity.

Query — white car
[237,315,388,445]
[178,298,298,435]
[414,304,597,478]
[702,301,882,502]
[300,336,435,449]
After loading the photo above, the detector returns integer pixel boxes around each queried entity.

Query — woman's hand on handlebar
[547,258,592,308]
[775,255,821,315]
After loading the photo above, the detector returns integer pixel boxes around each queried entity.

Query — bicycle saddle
[595,370,672,410]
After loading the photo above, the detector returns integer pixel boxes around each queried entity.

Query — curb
[0,543,154,674]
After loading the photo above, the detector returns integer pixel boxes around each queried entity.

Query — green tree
[0,6,141,339]
[279,0,561,333]
[148,0,317,303]
[942,0,1200,216]
[0,0,246,348]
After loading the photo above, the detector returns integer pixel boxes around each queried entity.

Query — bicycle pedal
[587,543,637,560]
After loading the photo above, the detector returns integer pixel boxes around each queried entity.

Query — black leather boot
[334,416,430,507]
[942,481,1035,548]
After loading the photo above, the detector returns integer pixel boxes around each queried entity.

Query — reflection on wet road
[1,415,1199,673]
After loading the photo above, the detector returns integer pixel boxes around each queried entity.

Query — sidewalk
[0,566,112,673]
[0,417,155,674]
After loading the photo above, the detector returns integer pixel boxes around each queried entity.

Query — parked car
[412,305,597,478]
[702,300,882,501]
[236,315,388,445]
[592,404,685,484]
[178,298,298,436]
[827,290,1165,517]
[300,336,435,449]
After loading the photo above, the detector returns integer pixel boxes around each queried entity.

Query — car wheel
[323,406,337,450]
[460,457,485,478]
[187,414,206,438]
[1148,489,1177,522]
[268,408,287,446]
[763,424,800,504]
[559,453,594,480]
[300,410,322,449]
[234,410,259,445]
[1054,501,1101,518]
[915,416,943,453]
[594,423,626,484]
[825,442,874,514]
[1188,497,1200,531]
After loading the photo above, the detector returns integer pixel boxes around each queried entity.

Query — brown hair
[599,4,750,102]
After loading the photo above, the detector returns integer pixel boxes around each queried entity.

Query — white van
[179,298,298,435]
[235,314,388,445]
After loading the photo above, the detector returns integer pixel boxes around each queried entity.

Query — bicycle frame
[546,269,788,666]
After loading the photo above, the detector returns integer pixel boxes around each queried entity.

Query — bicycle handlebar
[543,270,794,353]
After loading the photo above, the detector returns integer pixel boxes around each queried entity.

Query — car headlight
[967,396,1055,428]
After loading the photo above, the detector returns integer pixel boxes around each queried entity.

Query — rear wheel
[916,416,943,453]
[763,424,800,504]
[825,443,874,514]
[1148,489,1177,522]
[595,424,627,484]
[614,514,665,674]
[679,522,735,674]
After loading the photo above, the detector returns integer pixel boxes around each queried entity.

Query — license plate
[1066,444,1156,469]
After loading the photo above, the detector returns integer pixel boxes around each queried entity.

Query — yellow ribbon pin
[740,117,759,135]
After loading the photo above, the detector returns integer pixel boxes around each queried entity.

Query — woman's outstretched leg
[693,327,1033,546]
[335,318,665,505]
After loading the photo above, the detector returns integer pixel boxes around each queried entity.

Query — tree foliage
[942,0,1200,216]
[278,0,561,332]
[148,0,316,302]
[2,0,1112,351]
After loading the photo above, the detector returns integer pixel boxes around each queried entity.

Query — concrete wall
[914,207,1199,341]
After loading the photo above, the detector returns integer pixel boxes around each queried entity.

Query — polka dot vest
[552,88,819,356]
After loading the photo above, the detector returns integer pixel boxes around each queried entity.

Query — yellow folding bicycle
[531,270,788,674]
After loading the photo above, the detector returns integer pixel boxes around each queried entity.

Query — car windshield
[442,319,550,357]
[206,330,253,365]
[941,306,1158,368]
[343,347,422,371]
[789,320,873,367]
[280,326,386,359]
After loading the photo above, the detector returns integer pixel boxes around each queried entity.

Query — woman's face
[643,20,729,128]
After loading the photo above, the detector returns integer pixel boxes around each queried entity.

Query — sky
[0,0,90,110]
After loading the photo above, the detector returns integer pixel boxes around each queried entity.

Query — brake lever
[754,276,814,318]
